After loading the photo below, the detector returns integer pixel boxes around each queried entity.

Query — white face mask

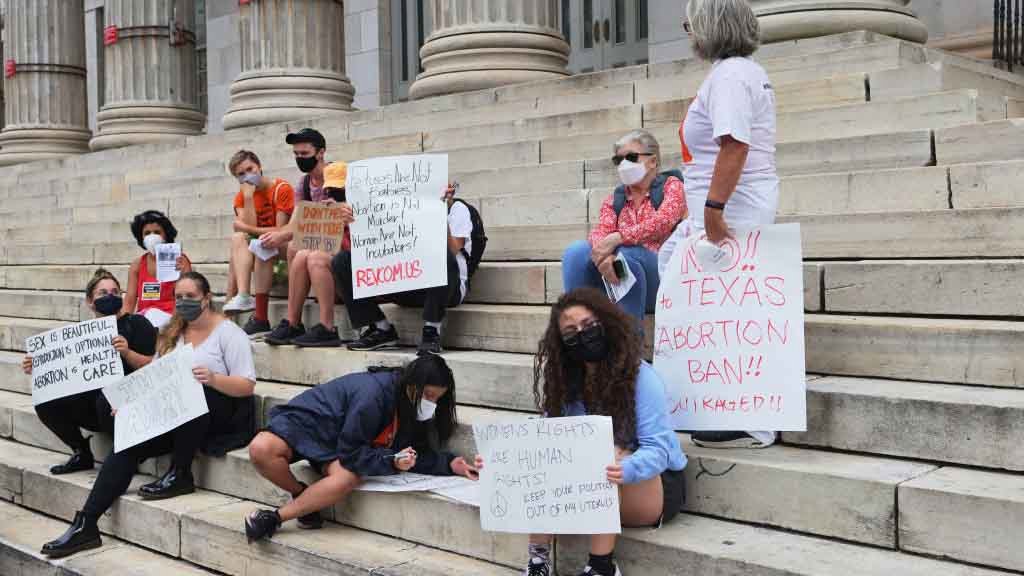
[617,159,648,186]
[143,233,163,255]
[416,398,438,421]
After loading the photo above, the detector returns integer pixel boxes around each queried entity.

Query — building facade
[0,0,996,165]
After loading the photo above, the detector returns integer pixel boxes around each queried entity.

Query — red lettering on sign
[355,260,424,288]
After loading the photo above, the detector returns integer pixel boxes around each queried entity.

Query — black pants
[332,249,463,327]
[81,387,227,520]
[35,390,114,452]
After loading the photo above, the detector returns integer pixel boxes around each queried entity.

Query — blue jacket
[563,362,687,484]
[266,370,456,477]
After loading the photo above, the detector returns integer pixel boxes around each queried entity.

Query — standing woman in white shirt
[659,0,779,449]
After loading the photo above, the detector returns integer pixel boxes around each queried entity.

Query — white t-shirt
[682,56,779,231]
[448,201,473,302]
[177,320,256,382]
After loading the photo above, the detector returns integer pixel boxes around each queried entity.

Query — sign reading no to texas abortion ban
[346,154,449,299]
[653,224,806,431]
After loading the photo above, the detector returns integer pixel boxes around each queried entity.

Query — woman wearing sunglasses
[561,129,685,325]
[475,288,686,576]
[660,0,779,450]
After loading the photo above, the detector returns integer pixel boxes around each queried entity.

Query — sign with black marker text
[26,317,123,406]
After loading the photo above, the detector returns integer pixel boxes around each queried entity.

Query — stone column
[750,1,928,44]
[222,0,353,131]
[409,0,570,101]
[90,0,206,151]
[0,0,90,166]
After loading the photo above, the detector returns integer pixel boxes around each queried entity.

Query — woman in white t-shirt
[40,272,257,559]
[659,0,779,450]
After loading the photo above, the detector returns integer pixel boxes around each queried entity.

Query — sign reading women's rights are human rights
[346,154,449,299]
[653,224,807,432]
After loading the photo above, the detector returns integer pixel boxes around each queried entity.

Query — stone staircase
[0,30,1022,575]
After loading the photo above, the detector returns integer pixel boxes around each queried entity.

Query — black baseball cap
[285,128,326,149]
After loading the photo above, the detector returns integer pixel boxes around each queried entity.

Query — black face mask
[94,294,123,316]
[564,324,609,364]
[295,155,319,173]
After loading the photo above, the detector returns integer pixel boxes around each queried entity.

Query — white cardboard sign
[26,317,123,406]
[346,154,449,299]
[474,415,620,534]
[103,345,209,452]
[155,243,182,283]
[653,223,807,431]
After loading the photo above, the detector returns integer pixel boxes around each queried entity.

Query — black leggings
[80,386,234,521]
[332,249,463,327]
[35,390,114,452]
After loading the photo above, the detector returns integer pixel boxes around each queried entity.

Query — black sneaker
[417,325,443,356]
[293,323,342,348]
[243,317,272,336]
[265,319,305,346]
[691,431,772,449]
[245,509,282,543]
[347,325,400,351]
[524,557,552,576]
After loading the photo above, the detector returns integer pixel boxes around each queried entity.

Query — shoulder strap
[612,184,628,217]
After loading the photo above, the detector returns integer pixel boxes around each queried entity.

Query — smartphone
[612,259,626,280]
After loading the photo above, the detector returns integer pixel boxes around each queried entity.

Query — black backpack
[449,198,487,278]
[612,168,684,222]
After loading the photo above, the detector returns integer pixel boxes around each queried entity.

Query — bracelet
[705,199,726,210]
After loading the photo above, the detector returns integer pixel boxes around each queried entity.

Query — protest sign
[293,201,347,253]
[26,316,123,406]
[653,223,806,431]
[103,345,209,452]
[346,154,448,299]
[155,243,181,283]
[474,415,620,534]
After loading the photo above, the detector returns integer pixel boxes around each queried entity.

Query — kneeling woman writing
[477,288,687,576]
[41,272,257,558]
[245,354,478,542]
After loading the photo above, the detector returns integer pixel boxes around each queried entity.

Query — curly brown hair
[533,288,642,447]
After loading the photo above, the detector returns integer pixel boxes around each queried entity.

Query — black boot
[50,445,95,475]
[40,512,101,558]
[138,467,195,500]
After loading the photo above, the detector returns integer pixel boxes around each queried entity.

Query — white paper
[155,243,182,283]
[104,345,209,452]
[359,472,475,494]
[26,316,124,406]
[653,224,807,431]
[474,415,620,534]
[602,252,636,303]
[142,308,173,330]
[433,482,481,507]
[346,154,449,299]
[248,238,278,262]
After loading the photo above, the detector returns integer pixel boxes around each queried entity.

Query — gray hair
[614,129,661,168]
[687,0,760,61]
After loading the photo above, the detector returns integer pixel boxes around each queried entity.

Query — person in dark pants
[244,355,479,542]
[40,272,257,559]
[332,181,472,355]
[21,268,156,475]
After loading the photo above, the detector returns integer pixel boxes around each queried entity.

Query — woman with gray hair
[659,0,780,449]
[562,129,686,325]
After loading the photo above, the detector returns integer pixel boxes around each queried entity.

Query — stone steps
[0,500,219,576]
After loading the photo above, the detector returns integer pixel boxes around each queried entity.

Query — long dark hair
[130,210,178,249]
[534,288,642,446]
[392,355,457,444]
[158,271,212,355]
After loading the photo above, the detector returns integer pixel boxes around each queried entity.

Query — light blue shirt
[563,362,687,484]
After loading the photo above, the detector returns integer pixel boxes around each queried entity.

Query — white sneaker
[223,293,255,313]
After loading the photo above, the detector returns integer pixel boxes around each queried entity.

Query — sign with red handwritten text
[293,201,347,253]
[653,224,806,431]
[346,154,448,299]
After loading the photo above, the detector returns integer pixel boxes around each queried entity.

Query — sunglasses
[561,320,602,347]
[612,152,653,166]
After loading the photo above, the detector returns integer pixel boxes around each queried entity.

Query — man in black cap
[284,128,328,202]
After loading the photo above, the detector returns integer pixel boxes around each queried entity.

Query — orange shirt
[233,178,295,228]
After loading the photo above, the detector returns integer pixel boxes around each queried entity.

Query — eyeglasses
[682,19,691,33]
[561,320,602,347]
[612,152,653,166]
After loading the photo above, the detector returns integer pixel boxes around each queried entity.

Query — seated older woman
[562,129,686,324]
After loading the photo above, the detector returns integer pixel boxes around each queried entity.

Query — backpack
[612,168,684,223]
[449,198,487,278]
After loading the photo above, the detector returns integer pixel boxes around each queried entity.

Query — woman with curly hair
[478,288,687,576]
[124,210,193,329]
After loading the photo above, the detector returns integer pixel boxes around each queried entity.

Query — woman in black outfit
[39,272,257,559]
[22,268,156,475]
